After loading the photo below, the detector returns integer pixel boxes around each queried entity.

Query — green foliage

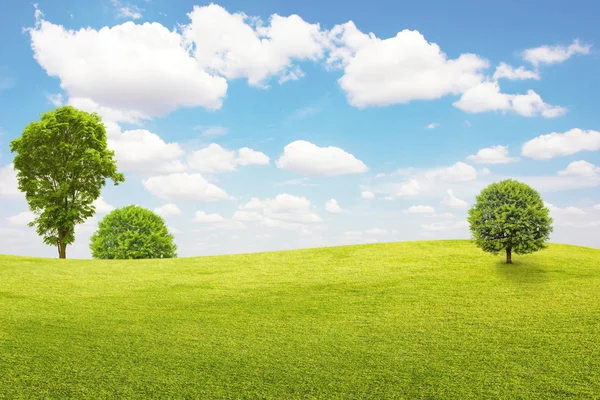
[90,205,177,259]
[10,106,124,258]
[468,179,553,261]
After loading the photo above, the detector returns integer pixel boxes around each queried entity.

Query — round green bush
[90,205,177,259]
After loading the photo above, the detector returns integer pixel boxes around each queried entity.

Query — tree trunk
[506,247,512,264]
[58,242,67,259]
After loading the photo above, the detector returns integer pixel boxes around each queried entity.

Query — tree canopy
[90,205,177,259]
[10,106,124,259]
[467,179,553,264]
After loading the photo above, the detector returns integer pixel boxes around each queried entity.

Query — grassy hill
[1,240,599,399]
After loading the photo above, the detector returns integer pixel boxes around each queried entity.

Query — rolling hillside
[1,240,599,399]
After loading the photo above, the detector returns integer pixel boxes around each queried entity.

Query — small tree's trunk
[58,243,67,259]
[506,247,512,264]
[57,229,68,259]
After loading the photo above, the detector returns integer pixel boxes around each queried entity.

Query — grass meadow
[1,240,599,398]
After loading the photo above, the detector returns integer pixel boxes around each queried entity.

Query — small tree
[468,179,553,264]
[90,205,177,259]
[10,106,124,259]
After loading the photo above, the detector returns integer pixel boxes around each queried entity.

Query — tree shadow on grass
[496,260,549,284]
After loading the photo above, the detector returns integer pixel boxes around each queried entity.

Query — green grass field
[1,240,599,399]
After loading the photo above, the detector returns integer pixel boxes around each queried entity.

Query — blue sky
[0,0,599,258]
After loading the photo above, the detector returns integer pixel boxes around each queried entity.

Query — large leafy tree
[90,205,177,259]
[10,106,124,259]
[467,179,553,264]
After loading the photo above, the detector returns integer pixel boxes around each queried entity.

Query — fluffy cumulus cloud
[361,190,375,200]
[545,202,600,228]
[558,161,600,177]
[522,129,600,160]
[192,211,245,229]
[441,189,469,210]
[188,143,269,173]
[27,9,228,120]
[325,198,347,213]
[7,211,36,226]
[240,193,322,223]
[108,129,186,173]
[276,140,367,177]
[388,179,421,198]
[182,4,328,87]
[154,203,182,218]
[453,81,566,118]
[492,63,539,80]
[142,173,233,201]
[327,22,488,107]
[403,205,435,214]
[421,220,468,232]
[426,123,440,129]
[0,164,21,198]
[93,197,114,214]
[232,210,263,221]
[466,145,520,164]
[426,162,478,182]
[522,39,591,67]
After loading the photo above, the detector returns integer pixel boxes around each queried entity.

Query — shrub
[90,205,177,259]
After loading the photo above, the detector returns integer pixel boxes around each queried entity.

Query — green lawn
[1,240,599,399]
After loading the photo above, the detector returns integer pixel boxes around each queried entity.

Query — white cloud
[425,212,455,219]
[426,123,440,129]
[365,228,387,236]
[480,167,491,176]
[142,173,233,201]
[93,197,114,214]
[194,125,229,138]
[108,129,186,173]
[492,63,539,80]
[558,160,600,177]
[325,198,347,213]
[237,147,270,166]
[75,216,99,234]
[426,162,477,182]
[395,179,421,197]
[239,193,322,223]
[466,145,520,164]
[276,140,367,177]
[453,81,566,118]
[192,211,245,229]
[361,190,375,200]
[182,4,328,87]
[403,205,435,214]
[0,164,21,198]
[7,211,36,226]
[113,1,143,20]
[188,143,269,173]
[522,39,591,67]
[262,217,312,235]
[327,22,488,107]
[154,203,182,218]
[421,220,468,232]
[522,128,600,160]
[27,12,228,120]
[46,92,63,106]
[232,210,263,221]
[441,189,469,210]
[545,202,600,228]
